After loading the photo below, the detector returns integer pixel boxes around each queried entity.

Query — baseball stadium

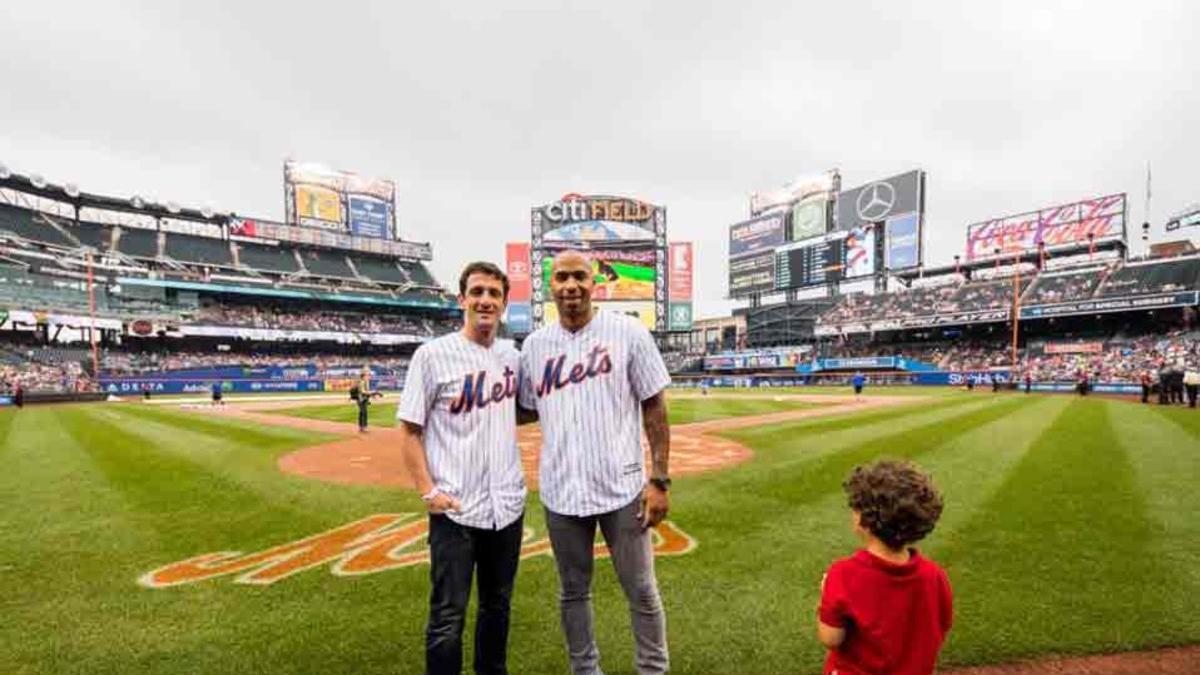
[0,152,1197,675]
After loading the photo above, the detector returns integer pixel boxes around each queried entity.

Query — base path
[204,394,916,490]
[945,645,1200,674]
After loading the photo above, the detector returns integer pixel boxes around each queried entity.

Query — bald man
[519,249,673,675]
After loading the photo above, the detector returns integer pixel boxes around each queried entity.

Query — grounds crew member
[351,366,380,433]
[1185,364,1199,409]
[519,249,673,675]
[398,261,525,675]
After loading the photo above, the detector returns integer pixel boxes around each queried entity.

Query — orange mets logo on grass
[138,514,697,588]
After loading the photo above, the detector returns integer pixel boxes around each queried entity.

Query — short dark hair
[843,460,943,550]
[458,261,510,300]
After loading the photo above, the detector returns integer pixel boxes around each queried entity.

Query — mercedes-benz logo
[856,181,896,221]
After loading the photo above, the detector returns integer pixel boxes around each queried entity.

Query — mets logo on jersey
[449,366,518,414]
[537,345,613,398]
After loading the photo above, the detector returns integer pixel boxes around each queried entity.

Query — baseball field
[2,389,1198,674]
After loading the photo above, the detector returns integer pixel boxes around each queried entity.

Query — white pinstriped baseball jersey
[519,310,672,517]
[397,332,526,530]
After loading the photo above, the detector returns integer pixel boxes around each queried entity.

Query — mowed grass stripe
[1106,402,1200,642]
[57,407,344,551]
[724,393,982,449]
[660,396,1037,673]
[936,400,1176,667]
[110,403,328,447]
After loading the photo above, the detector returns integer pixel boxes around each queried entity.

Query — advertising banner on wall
[885,212,921,270]
[729,212,786,258]
[1165,205,1200,232]
[729,250,775,296]
[505,242,532,302]
[836,170,924,232]
[965,193,1126,261]
[668,241,693,331]
[347,196,391,239]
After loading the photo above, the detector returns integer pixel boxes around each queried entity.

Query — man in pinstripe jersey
[398,261,525,675]
[519,250,673,675]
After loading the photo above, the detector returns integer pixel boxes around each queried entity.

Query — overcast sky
[2,1,1196,318]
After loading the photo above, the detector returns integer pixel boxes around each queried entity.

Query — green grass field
[2,391,1198,674]
[271,397,830,427]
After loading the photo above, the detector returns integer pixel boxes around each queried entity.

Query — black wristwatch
[649,477,671,492]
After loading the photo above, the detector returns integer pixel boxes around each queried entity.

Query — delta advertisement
[965,193,1126,262]
[284,160,397,240]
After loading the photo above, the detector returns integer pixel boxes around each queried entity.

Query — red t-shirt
[818,549,953,675]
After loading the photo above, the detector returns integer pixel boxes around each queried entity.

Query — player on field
[852,371,865,399]
[397,261,525,675]
[519,249,672,675]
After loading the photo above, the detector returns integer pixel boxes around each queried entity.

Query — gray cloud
[1,0,1196,319]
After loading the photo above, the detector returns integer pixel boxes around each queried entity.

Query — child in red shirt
[817,460,953,675]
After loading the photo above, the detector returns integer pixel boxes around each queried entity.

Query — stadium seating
[71,221,114,251]
[164,233,234,267]
[236,242,301,274]
[115,227,160,259]
[1023,267,1106,305]
[0,203,76,248]
[400,260,439,287]
[1095,258,1200,298]
[350,255,407,284]
[300,249,355,279]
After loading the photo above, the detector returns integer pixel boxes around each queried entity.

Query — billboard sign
[885,212,921,270]
[843,225,876,278]
[531,194,667,331]
[347,196,390,239]
[836,170,924,232]
[729,251,775,297]
[729,212,786,258]
[505,242,532,302]
[1165,205,1200,232]
[284,160,398,238]
[790,194,829,241]
[774,233,844,290]
[294,185,343,229]
[668,242,693,302]
[750,171,838,216]
[965,193,1126,261]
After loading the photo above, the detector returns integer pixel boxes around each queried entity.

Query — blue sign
[348,196,390,239]
[506,302,532,334]
[885,212,920,270]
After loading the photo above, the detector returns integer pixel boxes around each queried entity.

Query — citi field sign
[543,193,655,223]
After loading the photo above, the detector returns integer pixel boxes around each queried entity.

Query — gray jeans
[545,498,668,675]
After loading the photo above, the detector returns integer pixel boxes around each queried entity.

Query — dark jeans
[357,400,369,429]
[1188,384,1198,408]
[427,512,524,675]
[1142,384,1150,403]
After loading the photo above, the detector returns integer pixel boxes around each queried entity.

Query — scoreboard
[774,236,843,290]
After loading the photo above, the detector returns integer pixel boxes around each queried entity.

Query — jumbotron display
[775,236,844,289]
